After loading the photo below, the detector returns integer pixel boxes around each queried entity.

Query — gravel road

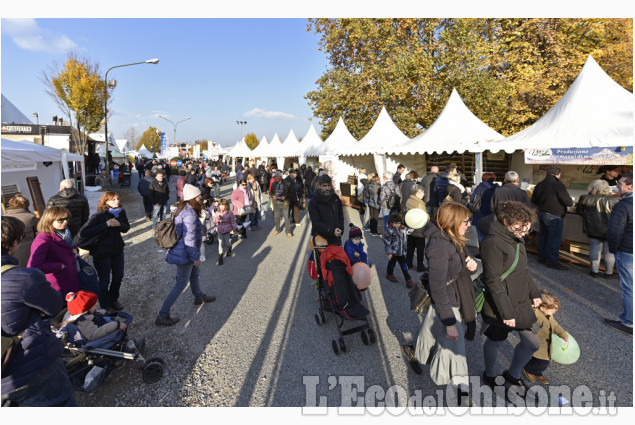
[73,173,632,413]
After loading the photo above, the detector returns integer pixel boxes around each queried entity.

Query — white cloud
[244,108,295,120]
[1,18,77,53]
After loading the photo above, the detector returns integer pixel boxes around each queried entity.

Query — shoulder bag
[474,243,520,313]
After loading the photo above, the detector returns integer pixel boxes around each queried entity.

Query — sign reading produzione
[525,147,633,165]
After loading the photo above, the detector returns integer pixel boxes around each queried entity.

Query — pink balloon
[352,262,372,290]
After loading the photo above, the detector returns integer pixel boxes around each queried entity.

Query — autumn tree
[41,51,109,155]
[244,133,259,150]
[306,18,633,139]
[136,126,161,153]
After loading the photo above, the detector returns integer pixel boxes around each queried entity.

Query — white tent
[97,143,125,158]
[250,135,270,162]
[280,129,302,157]
[1,139,85,214]
[390,89,502,155]
[337,107,410,179]
[298,124,323,167]
[488,56,634,153]
[227,138,253,158]
[260,133,284,168]
[137,145,153,157]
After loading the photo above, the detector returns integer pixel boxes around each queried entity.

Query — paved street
[75,172,632,410]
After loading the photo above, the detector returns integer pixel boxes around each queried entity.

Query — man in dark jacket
[46,179,90,238]
[434,164,457,207]
[421,166,439,216]
[393,164,405,186]
[137,170,155,220]
[149,171,170,227]
[285,169,301,225]
[308,174,344,246]
[1,216,76,406]
[248,163,260,180]
[490,171,532,212]
[270,171,293,236]
[399,171,417,214]
[532,167,573,270]
[604,173,633,335]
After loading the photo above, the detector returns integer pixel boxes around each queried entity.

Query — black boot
[226,246,232,257]
[218,254,223,265]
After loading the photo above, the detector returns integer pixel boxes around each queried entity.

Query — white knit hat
[182,184,201,201]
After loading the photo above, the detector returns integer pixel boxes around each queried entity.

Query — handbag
[77,220,107,251]
[239,205,255,215]
[77,257,100,296]
[409,271,458,315]
[474,243,519,313]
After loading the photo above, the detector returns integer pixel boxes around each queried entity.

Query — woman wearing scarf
[28,206,79,297]
[78,192,130,310]
[231,178,252,239]
[445,173,468,205]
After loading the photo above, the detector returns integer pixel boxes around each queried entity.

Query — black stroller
[54,311,165,392]
[310,240,376,355]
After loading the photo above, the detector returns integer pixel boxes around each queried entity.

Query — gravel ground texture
[73,172,633,412]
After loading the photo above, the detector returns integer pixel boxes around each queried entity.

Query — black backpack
[155,218,178,249]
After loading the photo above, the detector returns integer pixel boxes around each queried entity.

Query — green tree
[244,133,259,150]
[137,126,161,153]
[41,51,109,154]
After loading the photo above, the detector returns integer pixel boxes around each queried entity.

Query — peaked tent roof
[137,145,153,157]
[250,135,269,157]
[228,138,253,157]
[340,106,409,155]
[259,133,283,157]
[299,124,324,157]
[389,88,502,155]
[488,55,634,153]
[313,117,359,156]
[280,129,302,157]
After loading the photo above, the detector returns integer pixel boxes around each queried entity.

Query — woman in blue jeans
[155,184,216,326]
[79,191,130,310]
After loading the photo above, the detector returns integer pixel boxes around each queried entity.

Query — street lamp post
[104,58,159,175]
[158,115,190,157]
[236,121,247,139]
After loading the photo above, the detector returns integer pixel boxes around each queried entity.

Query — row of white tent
[226,56,633,183]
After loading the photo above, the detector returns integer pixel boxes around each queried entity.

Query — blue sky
[1,18,328,148]
[2,3,629,151]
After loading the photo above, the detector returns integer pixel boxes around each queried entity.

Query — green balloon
[551,332,580,364]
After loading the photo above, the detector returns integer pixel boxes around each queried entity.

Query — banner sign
[2,162,37,172]
[160,132,167,157]
[524,146,633,165]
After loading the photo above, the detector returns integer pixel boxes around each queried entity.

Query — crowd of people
[2,153,632,407]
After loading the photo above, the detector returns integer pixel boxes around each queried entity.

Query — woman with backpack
[155,184,216,326]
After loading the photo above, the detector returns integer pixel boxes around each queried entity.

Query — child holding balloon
[344,223,372,268]
[523,290,569,384]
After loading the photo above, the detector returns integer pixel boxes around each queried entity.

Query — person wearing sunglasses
[402,201,478,406]
[27,206,79,297]
[477,200,542,399]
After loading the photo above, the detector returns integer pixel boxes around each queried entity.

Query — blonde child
[213,199,237,265]
[64,291,127,341]
[523,289,569,384]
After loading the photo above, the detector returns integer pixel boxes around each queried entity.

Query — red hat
[65,291,98,316]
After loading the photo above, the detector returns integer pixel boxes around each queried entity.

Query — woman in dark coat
[3,194,38,266]
[406,202,478,405]
[78,192,130,310]
[477,201,542,393]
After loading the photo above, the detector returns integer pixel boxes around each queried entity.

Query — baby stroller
[310,237,376,355]
[54,311,165,392]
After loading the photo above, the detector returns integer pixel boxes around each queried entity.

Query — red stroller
[310,241,376,355]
